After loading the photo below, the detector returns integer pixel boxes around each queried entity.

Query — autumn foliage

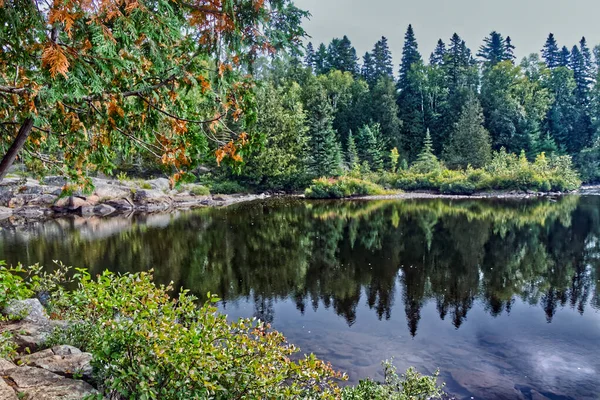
[0,0,307,182]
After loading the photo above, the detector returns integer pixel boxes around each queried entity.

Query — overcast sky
[295,0,600,69]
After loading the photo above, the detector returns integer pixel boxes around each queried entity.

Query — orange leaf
[41,43,70,78]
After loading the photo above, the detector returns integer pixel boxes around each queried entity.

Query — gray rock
[3,299,49,324]
[42,176,68,187]
[14,207,45,219]
[104,198,134,212]
[0,206,12,216]
[17,346,93,381]
[0,377,18,400]
[132,189,166,203]
[94,184,130,199]
[27,194,58,206]
[4,366,99,400]
[93,204,116,217]
[17,184,45,195]
[0,359,16,373]
[147,178,171,191]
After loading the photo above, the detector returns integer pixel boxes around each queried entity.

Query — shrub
[49,270,344,399]
[305,177,388,199]
[342,360,444,400]
[188,185,211,196]
[210,180,248,194]
[0,262,34,310]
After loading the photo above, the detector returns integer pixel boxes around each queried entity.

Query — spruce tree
[504,37,516,63]
[361,52,376,86]
[304,42,316,69]
[372,37,394,80]
[346,130,359,169]
[302,78,342,177]
[370,77,403,150]
[430,39,446,66]
[357,124,384,171]
[314,44,329,75]
[327,36,359,75]
[478,31,508,67]
[411,129,440,173]
[542,33,560,68]
[443,95,492,169]
[398,24,422,90]
[559,46,571,67]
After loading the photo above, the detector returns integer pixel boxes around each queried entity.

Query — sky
[295,0,600,69]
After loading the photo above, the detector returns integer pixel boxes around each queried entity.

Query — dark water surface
[2,196,600,399]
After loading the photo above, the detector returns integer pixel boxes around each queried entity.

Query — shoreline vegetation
[0,264,444,399]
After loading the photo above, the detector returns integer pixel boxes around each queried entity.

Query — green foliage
[188,185,211,196]
[209,181,248,195]
[390,148,400,173]
[411,130,441,174]
[305,177,388,199]
[388,149,581,194]
[577,139,600,183]
[356,124,384,171]
[49,270,344,399]
[0,331,18,360]
[342,360,443,400]
[0,262,34,310]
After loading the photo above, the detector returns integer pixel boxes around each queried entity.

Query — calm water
[2,196,600,399]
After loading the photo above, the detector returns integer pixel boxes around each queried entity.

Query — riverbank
[0,176,268,223]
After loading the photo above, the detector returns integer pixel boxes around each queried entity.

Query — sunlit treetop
[0,0,307,185]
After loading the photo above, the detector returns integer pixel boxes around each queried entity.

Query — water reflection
[2,196,600,399]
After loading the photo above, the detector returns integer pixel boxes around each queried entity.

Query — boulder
[146,178,171,191]
[0,206,12,216]
[0,359,16,373]
[14,207,45,219]
[3,366,99,400]
[0,377,18,400]
[41,176,68,187]
[26,194,58,206]
[17,346,93,381]
[3,299,49,325]
[104,198,134,212]
[93,204,116,217]
[94,184,130,199]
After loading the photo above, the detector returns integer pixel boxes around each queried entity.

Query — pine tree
[314,43,329,75]
[356,124,384,171]
[398,24,422,90]
[304,42,316,69]
[478,31,509,67]
[303,78,342,177]
[346,130,359,169]
[443,95,491,169]
[559,46,571,67]
[370,76,403,150]
[372,36,394,80]
[411,129,440,173]
[361,52,376,86]
[430,39,446,66]
[327,36,359,75]
[571,44,591,103]
[542,33,560,68]
[504,36,516,63]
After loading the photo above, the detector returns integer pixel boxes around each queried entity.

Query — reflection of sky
[220,286,600,399]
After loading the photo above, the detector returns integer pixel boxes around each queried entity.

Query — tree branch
[0,86,28,95]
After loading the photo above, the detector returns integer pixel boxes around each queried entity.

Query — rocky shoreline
[0,176,268,224]
[1,299,100,399]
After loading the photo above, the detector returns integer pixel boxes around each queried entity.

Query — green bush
[209,180,248,194]
[187,185,211,196]
[305,177,388,199]
[48,270,344,399]
[0,262,34,310]
[342,360,443,400]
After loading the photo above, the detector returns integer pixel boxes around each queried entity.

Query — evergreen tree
[478,31,509,67]
[327,36,359,75]
[361,52,376,86]
[430,39,446,66]
[542,33,560,68]
[559,46,571,67]
[372,36,394,80]
[370,76,403,151]
[543,66,579,152]
[411,129,440,173]
[356,124,384,171]
[346,130,359,169]
[504,36,516,63]
[304,42,316,69]
[398,24,422,90]
[443,95,492,169]
[314,43,329,75]
[302,77,342,177]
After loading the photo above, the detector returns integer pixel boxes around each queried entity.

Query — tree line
[229,26,600,189]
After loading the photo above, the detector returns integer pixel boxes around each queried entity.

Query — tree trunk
[0,118,34,181]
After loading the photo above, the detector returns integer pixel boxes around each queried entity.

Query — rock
[42,176,68,187]
[0,206,12,216]
[147,178,171,191]
[1,319,66,353]
[17,346,93,381]
[212,195,227,202]
[17,184,45,195]
[93,184,130,199]
[0,359,16,373]
[14,207,45,219]
[69,197,91,209]
[4,366,99,400]
[0,377,18,400]
[104,198,134,212]
[3,299,49,324]
[27,194,58,206]
[132,189,165,203]
[93,204,116,217]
